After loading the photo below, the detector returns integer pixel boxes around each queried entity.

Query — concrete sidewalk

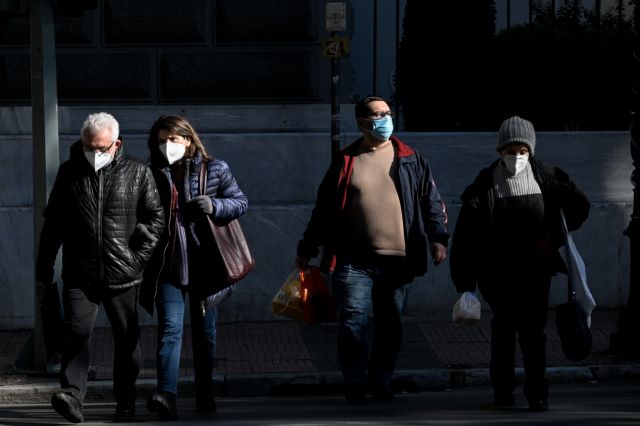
[1,309,640,404]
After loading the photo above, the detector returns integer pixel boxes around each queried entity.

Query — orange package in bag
[272,268,305,322]
[272,266,336,325]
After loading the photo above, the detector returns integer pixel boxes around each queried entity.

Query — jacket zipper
[149,169,173,307]
[97,170,104,284]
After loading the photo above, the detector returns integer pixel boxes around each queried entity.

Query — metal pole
[28,0,59,370]
[372,0,377,96]
[394,0,400,130]
[331,30,341,159]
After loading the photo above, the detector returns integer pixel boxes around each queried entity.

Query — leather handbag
[198,160,255,293]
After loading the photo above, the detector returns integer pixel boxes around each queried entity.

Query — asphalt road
[0,381,638,425]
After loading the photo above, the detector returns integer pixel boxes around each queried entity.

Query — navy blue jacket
[141,151,248,314]
[297,136,450,278]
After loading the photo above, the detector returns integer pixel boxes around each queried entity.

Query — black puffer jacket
[36,140,165,289]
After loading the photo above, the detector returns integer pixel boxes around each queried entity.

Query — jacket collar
[341,135,416,159]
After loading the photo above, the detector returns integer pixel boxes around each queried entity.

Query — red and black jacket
[297,136,449,278]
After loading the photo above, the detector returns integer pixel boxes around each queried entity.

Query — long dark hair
[147,115,211,166]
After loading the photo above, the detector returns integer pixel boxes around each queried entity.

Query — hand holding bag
[198,160,255,310]
[555,210,593,361]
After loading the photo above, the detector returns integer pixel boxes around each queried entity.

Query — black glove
[187,195,214,215]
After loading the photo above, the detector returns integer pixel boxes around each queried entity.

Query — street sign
[325,2,346,32]
[322,37,350,58]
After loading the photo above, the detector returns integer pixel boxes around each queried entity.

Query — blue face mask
[368,115,393,141]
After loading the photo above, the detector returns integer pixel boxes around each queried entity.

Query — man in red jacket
[296,97,449,404]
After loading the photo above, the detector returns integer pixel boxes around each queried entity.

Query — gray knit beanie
[496,116,536,155]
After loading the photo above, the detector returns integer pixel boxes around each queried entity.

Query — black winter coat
[36,140,165,290]
[450,157,590,294]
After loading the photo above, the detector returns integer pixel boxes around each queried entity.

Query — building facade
[0,0,634,328]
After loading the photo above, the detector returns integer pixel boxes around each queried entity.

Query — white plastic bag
[452,291,481,324]
[558,211,596,327]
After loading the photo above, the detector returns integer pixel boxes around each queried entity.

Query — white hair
[80,112,120,143]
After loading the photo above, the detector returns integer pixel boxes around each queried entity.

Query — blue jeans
[156,282,217,398]
[332,256,407,388]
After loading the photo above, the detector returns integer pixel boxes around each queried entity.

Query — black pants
[484,273,552,401]
[60,285,141,405]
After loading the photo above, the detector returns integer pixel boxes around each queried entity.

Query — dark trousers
[485,273,552,401]
[60,285,141,404]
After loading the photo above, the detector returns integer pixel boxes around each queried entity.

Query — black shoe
[115,402,136,417]
[345,383,366,405]
[494,393,515,407]
[528,399,549,411]
[51,391,84,423]
[196,397,217,413]
[370,385,395,402]
[147,391,177,421]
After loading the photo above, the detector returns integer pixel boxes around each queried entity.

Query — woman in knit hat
[449,116,590,411]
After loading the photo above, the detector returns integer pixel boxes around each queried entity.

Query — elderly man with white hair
[36,112,165,423]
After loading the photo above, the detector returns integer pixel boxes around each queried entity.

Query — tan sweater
[344,141,406,257]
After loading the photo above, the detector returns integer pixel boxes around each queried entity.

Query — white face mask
[502,154,529,175]
[84,150,113,172]
[159,142,186,165]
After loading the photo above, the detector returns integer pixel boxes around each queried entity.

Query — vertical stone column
[29,0,59,371]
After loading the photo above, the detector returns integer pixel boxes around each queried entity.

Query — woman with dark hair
[141,115,248,420]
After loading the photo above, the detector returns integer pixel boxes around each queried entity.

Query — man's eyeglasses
[85,140,116,154]
[366,111,393,120]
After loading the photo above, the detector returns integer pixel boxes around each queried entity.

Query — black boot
[115,401,136,417]
[147,391,177,421]
[528,399,549,411]
[196,396,217,413]
[344,382,366,405]
[51,390,84,423]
